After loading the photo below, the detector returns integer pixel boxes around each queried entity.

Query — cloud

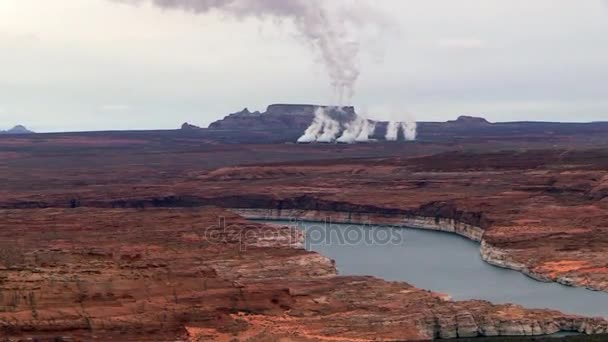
[437,38,484,49]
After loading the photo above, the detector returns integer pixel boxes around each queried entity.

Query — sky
[1,0,608,132]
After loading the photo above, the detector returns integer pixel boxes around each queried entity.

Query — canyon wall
[233,207,608,293]
[3,207,606,340]
[481,241,608,292]
[232,208,485,242]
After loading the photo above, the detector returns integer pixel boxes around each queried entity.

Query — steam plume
[385,121,399,141]
[385,120,417,141]
[400,121,417,141]
[297,107,340,143]
[114,0,381,105]
[297,108,325,143]
[355,119,376,142]
[337,114,375,143]
[337,115,364,143]
[316,116,340,143]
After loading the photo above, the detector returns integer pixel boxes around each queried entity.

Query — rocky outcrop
[0,125,33,134]
[481,241,608,292]
[207,104,358,133]
[1,207,607,340]
[209,104,317,130]
[232,208,485,242]
[448,116,492,126]
[180,122,200,130]
[265,104,354,117]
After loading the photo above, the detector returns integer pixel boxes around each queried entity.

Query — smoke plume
[336,115,364,143]
[316,117,340,143]
[297,108,325,143]
[356,119,376,142]
[385,120,417,141]
[400,121,417,141]
[297,107,340,143]
[114,0,383,105]
[300,107,417,144]
[385,121,399,141]
[336,114,375,144]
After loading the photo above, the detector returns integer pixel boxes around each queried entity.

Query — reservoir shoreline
[231,208,606,293]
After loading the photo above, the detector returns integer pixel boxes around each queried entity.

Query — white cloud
[437,38,484,49]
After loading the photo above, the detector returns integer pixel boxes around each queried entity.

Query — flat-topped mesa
[448,115,492,126]
[265,104,356,117]
[208,104,357,131]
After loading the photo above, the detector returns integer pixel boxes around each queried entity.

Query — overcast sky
[1,0,608,132]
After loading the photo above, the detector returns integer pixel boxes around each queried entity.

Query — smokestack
[113,0,384,105]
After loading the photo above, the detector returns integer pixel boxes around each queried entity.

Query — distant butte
[207,104,356,131]
[0,125,34,134]
[448,116,492,125]
[180,122,200,130]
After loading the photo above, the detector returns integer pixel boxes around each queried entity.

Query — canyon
[3,207,607,340]
[2,120,608,340]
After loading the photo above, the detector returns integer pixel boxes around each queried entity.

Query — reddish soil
[2,132,608,340]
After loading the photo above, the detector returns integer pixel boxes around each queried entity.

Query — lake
[269,220,608,318]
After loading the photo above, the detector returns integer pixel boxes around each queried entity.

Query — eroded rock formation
[0,125,34,135]
[3,133,608,339]
[0,207,606,340]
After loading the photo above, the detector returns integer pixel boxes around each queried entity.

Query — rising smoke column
[114,0,372,105]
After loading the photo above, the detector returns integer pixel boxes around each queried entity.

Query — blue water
[269,220,608,318]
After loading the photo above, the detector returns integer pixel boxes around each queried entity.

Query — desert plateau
[2,112,608,340]
[3,0,608,340]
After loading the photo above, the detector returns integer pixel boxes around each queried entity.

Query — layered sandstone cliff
[1,207,606,340]
[232,208,485,242]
